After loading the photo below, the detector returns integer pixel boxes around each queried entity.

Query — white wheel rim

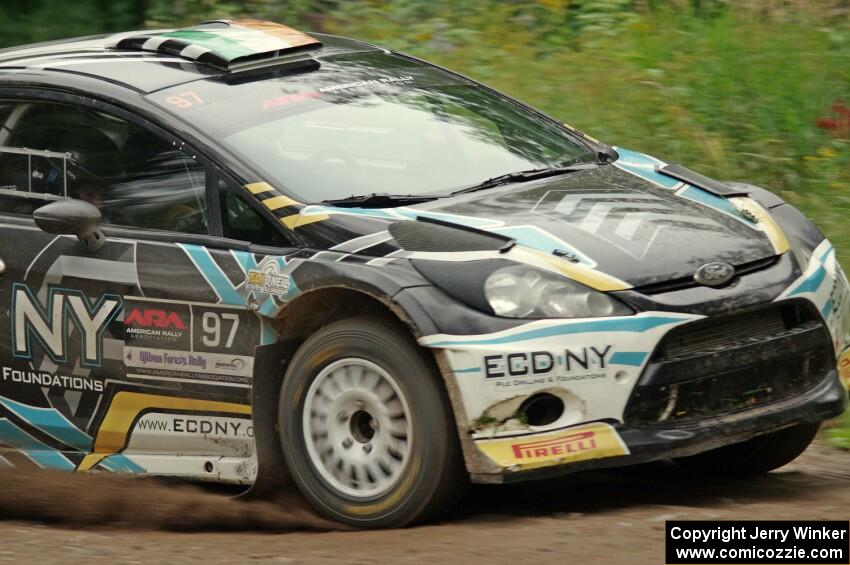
[302,358,413,498]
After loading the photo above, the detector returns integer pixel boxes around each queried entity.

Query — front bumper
[417,239,850,482]
[471,370,846,483]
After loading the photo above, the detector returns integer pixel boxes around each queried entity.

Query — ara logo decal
[11,283,122,368]
[124,308,187,330]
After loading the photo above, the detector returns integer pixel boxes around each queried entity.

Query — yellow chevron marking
[281,213,329,229]
[262,195,300,211]
[245,182,275,195]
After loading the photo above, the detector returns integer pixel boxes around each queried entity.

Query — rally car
[0,19,847,528]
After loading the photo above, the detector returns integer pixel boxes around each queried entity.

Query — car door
[0,95,295,480]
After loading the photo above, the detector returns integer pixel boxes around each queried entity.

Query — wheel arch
[245,283,487,499]
[271,285,427,344]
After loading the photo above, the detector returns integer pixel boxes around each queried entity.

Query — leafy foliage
[0,0,847,263]
[0,0,144,47]
[0,0,846,258]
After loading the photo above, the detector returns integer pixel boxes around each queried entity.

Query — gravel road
[1,440,848,564]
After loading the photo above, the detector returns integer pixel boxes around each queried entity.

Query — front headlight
[484,265,633,319]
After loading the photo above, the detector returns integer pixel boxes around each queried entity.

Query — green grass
[827,410,850,449]
[331,5,850,264]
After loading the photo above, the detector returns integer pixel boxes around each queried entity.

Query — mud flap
[240,340,300,502]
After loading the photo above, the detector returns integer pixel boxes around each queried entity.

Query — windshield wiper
[321,192,439,208]
[450,162,598,196]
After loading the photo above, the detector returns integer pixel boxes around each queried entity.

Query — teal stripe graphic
[231,250,258,274]
[788,244,833,297]
[0,396,91,451]
[609,351,648,366]
[678,185,742,218]
[789,265,827,296]
[425,316,685,348]
[99,454,145,473]
[613,148,680,189]
[0,420,75,470]
[180,244,245,306]
[822,298,833,319]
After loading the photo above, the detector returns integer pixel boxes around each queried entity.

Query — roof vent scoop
[107,19,322,71]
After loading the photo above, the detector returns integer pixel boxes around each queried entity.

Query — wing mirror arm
[33,199,106,252]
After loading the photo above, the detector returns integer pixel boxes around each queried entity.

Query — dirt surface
[1,441,849,564]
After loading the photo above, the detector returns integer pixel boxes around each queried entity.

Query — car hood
[295,153,781,289]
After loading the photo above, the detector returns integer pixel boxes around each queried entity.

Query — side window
[0,101,208,235]
[220,179,290,247]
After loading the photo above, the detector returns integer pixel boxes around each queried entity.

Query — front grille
[624,300,834,426]
[635,255,779,295]
[654,304,786,360]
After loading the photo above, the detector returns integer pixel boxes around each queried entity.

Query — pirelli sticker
[476,422,628,471]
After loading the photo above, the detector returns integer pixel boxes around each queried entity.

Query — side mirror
[33,199,106,252]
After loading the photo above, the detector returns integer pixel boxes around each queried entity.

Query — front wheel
[675,423,820,476]
[278,316,467,528]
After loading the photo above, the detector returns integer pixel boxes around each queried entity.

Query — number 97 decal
[165,91,204,109]
[202,312,240,348]
[191,307,258,355]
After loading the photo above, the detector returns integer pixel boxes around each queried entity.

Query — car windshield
[150,52,595,203]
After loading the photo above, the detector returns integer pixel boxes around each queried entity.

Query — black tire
[675,423,820,477]
[278,316,467,528]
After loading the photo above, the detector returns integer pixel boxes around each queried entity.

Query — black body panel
[417,165,776,287]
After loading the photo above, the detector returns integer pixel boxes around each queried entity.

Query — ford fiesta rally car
[0,19,848,528]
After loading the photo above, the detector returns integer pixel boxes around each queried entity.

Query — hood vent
[656,163,749,197]
[388,217,514,252]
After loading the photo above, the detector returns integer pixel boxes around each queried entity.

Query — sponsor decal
[127,366,250,386]
[511,430,596,459]
[128,349,209,370]
[125,308,186,330]
[262,91,320,111]
[88,391,252,455]
[123,300,190,350]
[121,299,258,385]
[476,422,628,470]
[318,75,414,94]
[134,413,254,438]
[125,347,253,377]
[1,366,104,392]
[11,284,122,368]
[246,262,290,298]
[483,346,612,385]
[214,358,246,372]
